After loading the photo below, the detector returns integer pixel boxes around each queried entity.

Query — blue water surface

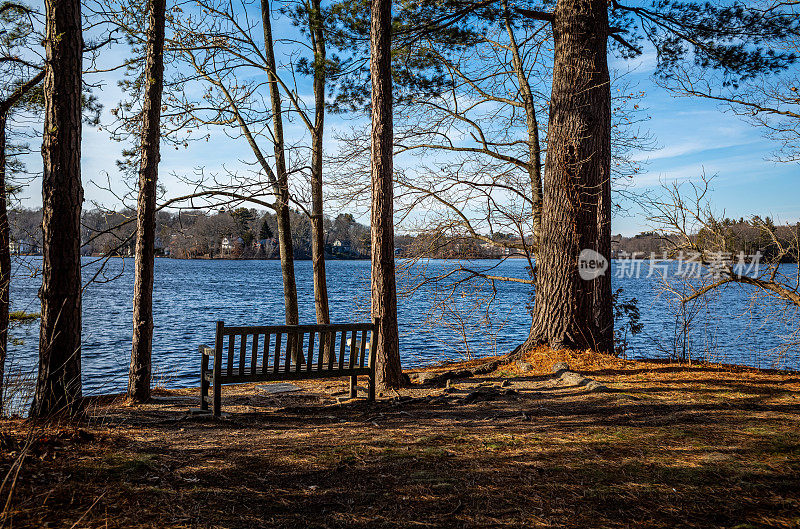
[7,257,798,395]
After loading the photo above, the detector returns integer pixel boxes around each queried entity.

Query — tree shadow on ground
[4,372,800,528]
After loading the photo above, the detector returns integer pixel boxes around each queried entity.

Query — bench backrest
[214,318,378,376]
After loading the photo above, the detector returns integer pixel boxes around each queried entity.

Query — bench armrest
[199,345,215,357]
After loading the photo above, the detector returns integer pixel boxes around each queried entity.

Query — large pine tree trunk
[525,0,613,352]
[129,0,166,403]
[262,0,299,328]
[30,0,84,417]
[309,0,330,326]
[0,115,10,412]
[370,0,402,390]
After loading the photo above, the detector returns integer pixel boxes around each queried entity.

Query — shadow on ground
[2,360,800,528]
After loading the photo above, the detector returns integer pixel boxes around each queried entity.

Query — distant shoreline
[12,254,797,263]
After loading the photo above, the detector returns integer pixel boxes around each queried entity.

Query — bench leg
[213,376,221,417]
[200,358,209,411]
[368,373,375,402]
[349,375,357,399]
[200,376,209,411]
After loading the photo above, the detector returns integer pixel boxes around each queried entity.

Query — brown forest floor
[1,348,800,528]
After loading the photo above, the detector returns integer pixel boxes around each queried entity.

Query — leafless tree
[649,175,800,308]
[659,1,800,163]
[166,0,304,324]
[646,175,800,363]
[329,0,648,358]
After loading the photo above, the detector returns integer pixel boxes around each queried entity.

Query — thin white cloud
[638,139,755,161]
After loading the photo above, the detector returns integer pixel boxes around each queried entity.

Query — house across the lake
[10,238,40,255]
[332,239,351,251]
[220,236,244,255]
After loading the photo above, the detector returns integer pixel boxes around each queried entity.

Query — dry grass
[1,349,799,528]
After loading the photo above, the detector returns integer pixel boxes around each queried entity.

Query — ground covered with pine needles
[1,348,799,528]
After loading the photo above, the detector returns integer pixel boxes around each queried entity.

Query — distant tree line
[11,207,537,260]
[12,204,799,263]
[8,208,371,259]
[613,218,800,263]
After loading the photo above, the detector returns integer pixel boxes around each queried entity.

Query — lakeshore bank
[2,347,799,528]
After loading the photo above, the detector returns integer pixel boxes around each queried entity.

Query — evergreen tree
[330,0,798,353]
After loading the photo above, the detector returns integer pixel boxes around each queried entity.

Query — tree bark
[129,0,166,403]
[525,0,613,352]
[0,114,10,413]
[309,0,330,327]
[370,0,402,390]
[262,0,299,327]
[30,0,84,417]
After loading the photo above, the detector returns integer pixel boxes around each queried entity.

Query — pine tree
[30,0,84,417]
[129,0,167,403]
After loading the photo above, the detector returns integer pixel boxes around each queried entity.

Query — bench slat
[306,331,315,374]
[326,332,334,371]
[259,333,267,374]
[251,333,259,375]
[239,333,247,374]
[207,320,378,416]
[338,330,346,371]
[360,329,367,368]
[295,332,304,373]
[274,332,282,374]
[222,322,374,335]
[317,331,324,372]
[227,334,235,375]
[348,330,355,369]
[284,333,292,373]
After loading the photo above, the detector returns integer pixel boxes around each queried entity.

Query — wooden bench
[200,318,379,416]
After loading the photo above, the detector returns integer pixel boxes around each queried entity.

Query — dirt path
[2,351,799,528]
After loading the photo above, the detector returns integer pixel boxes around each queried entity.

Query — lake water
[7,257,799,396]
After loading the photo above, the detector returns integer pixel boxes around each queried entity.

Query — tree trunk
[129,0,166,403]
[261,0,299,328]
[0,115,10,413]
[525,0,613,352]
[30,0,84,417]
[370,0,402,390]
[309,0,330,327]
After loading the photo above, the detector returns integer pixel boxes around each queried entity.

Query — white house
[221,236,244,254]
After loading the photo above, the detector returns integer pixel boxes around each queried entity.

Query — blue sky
[613,78,800,235]
[12,11,799,237]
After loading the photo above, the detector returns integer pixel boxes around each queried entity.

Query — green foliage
[613,0,799,86]
[259,218,273,241]
[326,0,798,112]
[320,0,490,112]
[1,1,44,182]
[230,207,256,240]
[9,310,38,326]
[612,288,643,356]
[2,1,102,183]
